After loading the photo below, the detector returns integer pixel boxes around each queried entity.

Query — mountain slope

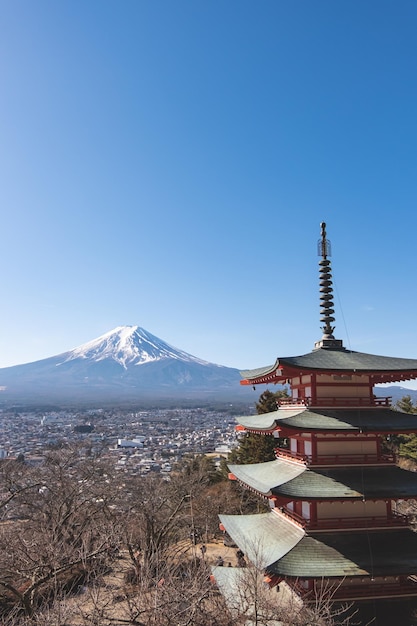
[0,326,253,405]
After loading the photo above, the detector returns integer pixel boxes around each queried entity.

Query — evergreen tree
[396,394,417,413]
[177,454,223,485]
[255,388,289,414]
[227,432,277,465]
[392,395,417,462]
[228,389,289,465]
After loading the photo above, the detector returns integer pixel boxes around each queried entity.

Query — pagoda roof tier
[240,347,417,386]
[236,407,417,434]
[219,511,304,569]
[228,458,305,495]
[219,511,417,578]
[228,459,417,499]
[272,529,417,578]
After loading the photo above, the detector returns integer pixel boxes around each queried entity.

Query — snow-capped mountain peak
[61,325,210,369]
[0,325,252,404]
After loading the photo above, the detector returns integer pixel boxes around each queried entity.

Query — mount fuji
[0,326,253,406]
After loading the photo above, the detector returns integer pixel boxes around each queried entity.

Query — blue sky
[0,1,416,380]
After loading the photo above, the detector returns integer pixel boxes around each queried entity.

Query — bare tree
[117,556,236,626]
[0,447,121,620]
[0,458,43,520]
[211,534,355,626]
[0,449,356,626]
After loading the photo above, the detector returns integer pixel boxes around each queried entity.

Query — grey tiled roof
[219,512,304,569]
[236,407,417,433]
[220,512,417,578]
[228,459,305,495]
[241,347,417,379]
[274,465,417,499]
[236,411,282,431]
[271,529,417,578]
[219,513,417,578]
[228,460,417,499]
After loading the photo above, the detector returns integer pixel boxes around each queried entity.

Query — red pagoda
[218,223,417,605]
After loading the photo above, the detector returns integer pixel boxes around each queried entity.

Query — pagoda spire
[314,222,343,350]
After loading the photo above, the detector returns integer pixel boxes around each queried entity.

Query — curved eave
[241,368,417,387]
[240,350,417,386]
[219,511,304,569]
[236,408,417,434]
[269,529,417,578]
[228,459,306,496]
[228,462,417,500]
[240,359,286,386]
[235,407,305,433]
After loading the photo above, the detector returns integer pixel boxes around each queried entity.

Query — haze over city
[1,2,416,382]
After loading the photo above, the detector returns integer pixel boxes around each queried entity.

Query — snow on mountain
[0,325,248,405]
[60,326,212,369]
[2,326,413,408]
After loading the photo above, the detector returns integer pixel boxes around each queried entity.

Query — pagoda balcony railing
[278,507,409,531]
[307,511,409,531]
[304,579,417,601]
[275,447,397,466]
[278,396,392,408]
[312,452,396,466]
